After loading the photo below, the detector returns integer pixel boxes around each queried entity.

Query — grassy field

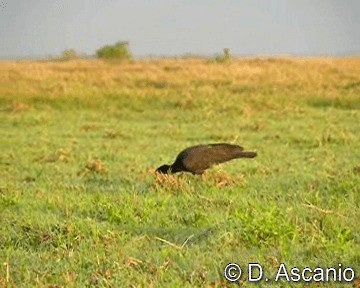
[0,57,359,287]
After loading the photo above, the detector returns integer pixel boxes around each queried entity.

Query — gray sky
[0,0,359,58]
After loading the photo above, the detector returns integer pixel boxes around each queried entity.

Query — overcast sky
[0,0,359,58]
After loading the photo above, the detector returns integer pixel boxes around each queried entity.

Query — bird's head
[156,164,172,174]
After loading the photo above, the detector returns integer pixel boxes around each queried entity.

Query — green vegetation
[0,58,359,287]
[61,49,81,61]
[214,48,231,63]
[96,41,132,60]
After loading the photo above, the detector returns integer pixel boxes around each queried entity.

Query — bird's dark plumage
[156,143,257,175]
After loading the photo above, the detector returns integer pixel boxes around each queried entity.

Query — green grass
[0,58,359,287]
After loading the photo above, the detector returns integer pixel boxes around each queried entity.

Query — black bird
[156,143,257,175]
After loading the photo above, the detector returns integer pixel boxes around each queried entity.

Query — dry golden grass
[1,57,359,101]
[84,159,107,174]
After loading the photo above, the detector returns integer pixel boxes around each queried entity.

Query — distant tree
[61,49,80,60]
[96,41,132,60]
[223,48,231,61]
[214,48,231,63]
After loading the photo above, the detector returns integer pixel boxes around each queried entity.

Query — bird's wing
[182,144,244,172]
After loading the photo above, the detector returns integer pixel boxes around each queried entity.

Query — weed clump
[81,159,107,175]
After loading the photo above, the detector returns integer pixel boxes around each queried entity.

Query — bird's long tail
[236,151,257,158]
